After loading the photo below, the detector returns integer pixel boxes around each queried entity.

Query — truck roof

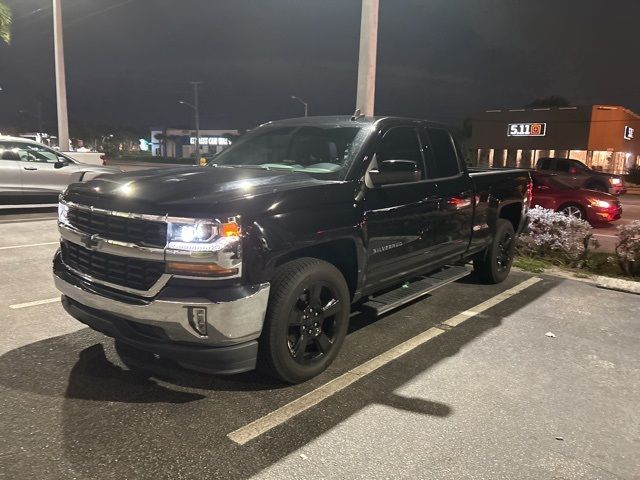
[262,115,448,129]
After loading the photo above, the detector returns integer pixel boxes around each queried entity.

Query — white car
[0,136,121,204]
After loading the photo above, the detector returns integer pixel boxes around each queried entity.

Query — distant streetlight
[53,0,70,151]
[356,0,379,116]
[180,81,202,164]
[290,95,309,117]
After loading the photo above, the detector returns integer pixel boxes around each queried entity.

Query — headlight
[590,199,611,209]
[58,202,69,225]
[609,178,622,185]
[166,218,242,278]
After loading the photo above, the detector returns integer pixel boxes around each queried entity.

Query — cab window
[423,128,460,178]
[8,143,61,164]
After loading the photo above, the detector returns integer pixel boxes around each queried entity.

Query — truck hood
[62,166,353,217]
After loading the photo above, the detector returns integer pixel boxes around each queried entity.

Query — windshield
[208,125,367,178]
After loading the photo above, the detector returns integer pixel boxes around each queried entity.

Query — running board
[361,265,471,317]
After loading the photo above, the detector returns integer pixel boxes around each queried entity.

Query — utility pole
[53,0,70,151]
[190,81,202,164]
[355,0,379,117]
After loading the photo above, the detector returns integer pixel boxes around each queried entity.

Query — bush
[615,221,640,276]
[517,206,596,267]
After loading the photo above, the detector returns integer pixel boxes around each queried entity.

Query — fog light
[187,307,208,336]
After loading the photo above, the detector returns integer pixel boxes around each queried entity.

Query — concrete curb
[594,275,640,295]
[512,266,640,295]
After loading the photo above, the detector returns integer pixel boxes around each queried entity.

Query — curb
[513,266,640,295]
[594,276,640,295]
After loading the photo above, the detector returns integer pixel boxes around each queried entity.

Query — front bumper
[53,253,270,374]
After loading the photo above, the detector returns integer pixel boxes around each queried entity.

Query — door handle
[23,166,38,171]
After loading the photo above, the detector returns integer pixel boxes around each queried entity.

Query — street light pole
[290,95,309,117]
[53,0,70,151]
[190,81,202,164]
[355,0,379,117]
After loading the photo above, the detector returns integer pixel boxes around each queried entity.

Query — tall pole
[53,0,70,151]
[355,0,379,117]
[190,81,202,165]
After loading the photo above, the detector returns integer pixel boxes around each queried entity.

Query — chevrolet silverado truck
[53,116,532,383]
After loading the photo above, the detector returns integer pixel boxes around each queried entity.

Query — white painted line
[0,242,58,251]
[0,217,58,224]
[593,234,618,239]
[9,297,60,309]
[227,276,543,445]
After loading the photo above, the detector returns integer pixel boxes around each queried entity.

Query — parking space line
[227,276,542,445]
[593,234,618,239]
[0,242,59,251]
[0,217,58,224]
[9,297,60,309]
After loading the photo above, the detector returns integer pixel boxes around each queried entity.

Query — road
[0,210,638,479]
[593,194,640,252]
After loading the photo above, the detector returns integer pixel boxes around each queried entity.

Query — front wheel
[559,203,586,220]
[259,258,351,384]
[474,219,516,284]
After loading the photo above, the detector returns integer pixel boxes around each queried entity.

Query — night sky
[1,0,639,134]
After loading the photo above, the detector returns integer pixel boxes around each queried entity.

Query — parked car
[53,116,532,383]
[531,171,622,224]
[0,136,120,204]
[535,157,626,195]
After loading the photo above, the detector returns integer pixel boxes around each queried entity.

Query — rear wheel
[474,219,516,284]
[259,258,350,384]
[559,203,586,220]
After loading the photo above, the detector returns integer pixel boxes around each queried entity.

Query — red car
[531,171,622,224]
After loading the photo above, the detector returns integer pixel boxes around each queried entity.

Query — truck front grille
[67,207,167,248]
[61,241,165,292]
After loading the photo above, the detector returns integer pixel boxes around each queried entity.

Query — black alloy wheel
[260,258,350,384]
[474,219,516,284]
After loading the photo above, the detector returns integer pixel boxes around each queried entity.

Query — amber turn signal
[221,221,239,237]
[166,262,239,277]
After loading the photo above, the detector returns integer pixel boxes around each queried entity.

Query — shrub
[517,206,596,267]
[614,220,640,276]
[626,165,640,186]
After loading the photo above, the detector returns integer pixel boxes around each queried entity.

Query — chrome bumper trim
[54,273,270,346]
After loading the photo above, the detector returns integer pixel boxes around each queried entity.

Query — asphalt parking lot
[1,209,639,480]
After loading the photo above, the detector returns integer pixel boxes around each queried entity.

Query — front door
[362,126,441,289]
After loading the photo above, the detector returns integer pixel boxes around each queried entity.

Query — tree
[0,2,11,45]
[525,96,571,109]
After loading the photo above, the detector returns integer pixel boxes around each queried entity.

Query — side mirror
[369,159,421,186]
[54,160,67,169]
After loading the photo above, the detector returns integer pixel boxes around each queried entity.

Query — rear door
[421,127,474,259]
[550,159,579,188]
[0,144,23,200]
[362,126,442,289]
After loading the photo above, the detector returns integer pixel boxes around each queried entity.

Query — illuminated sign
[189,137,231,146]
[624,126,635,140]
[507,123,547,137]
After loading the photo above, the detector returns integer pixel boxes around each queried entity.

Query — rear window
[555,160,571,172]
[425,128,460,178]
[537,158,552,170]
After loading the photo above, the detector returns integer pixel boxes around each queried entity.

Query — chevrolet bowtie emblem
[81,234,99,250]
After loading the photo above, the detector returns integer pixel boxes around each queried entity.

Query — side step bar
[361,265,471,317]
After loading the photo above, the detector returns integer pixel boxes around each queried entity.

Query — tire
[558,203,586,221]
[474,219,516,284]
[259,258,351,384]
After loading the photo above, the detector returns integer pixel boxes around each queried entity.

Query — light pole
[53,0,70,151]
[179,88,201,165]
[355,0,379,117]
[290,95,309,117]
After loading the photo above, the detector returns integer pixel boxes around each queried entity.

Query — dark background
[1,0,639,134]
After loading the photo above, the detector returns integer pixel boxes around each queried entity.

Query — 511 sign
[507,123,547,137]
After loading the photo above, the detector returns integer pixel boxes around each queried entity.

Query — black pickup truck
[53,116,531,383]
